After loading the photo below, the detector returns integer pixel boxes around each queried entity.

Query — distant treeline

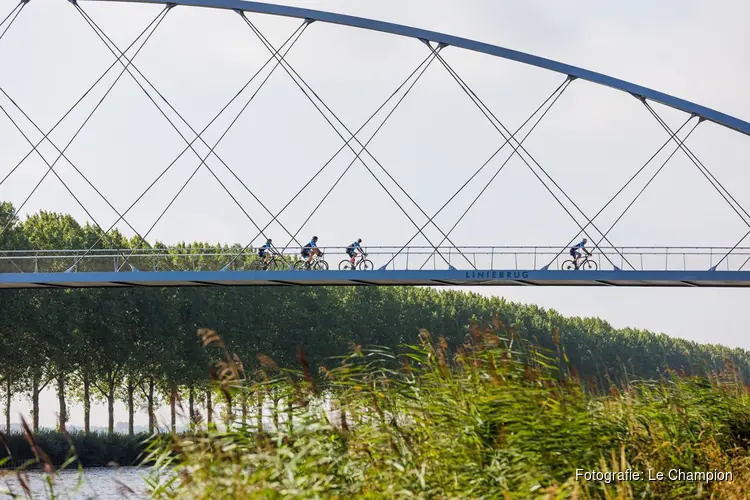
[1,201,749,438]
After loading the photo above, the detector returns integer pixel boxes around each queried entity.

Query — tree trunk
[188,386,195,425]
[32,377,40,433]
[286,396,293,436]
[127,380,135,436]
[223,390,232,428]
[206,389,213,425]
[5,376,11,434]
[107,390,115,434]
[57,374,66,433]
[272,392,279,431]
[170,385,177,433]
[83,369,91,434]
[241,392,248,427]
[147,377,155,434]
[256,389,263,434]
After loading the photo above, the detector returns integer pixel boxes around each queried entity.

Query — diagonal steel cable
[0,1,26,45]
[0,7,170,191]
[432,48,629,269]
[545,114,696,268]
[241,15,467,269]
[0,8,169,253]
[74,4,289,264]
[0,99,124,256]
[640,100,750,270]
[280,51,442,256]
[645,102,750,225]
[737,252,750,271]
[223,52,441,269]
[72,5,311,269]
[110,22,307,270]
[244,18,462,267]
[72,21,310,268]
[0,0,34,272]
[430,46,630,270]
[0,6,171,259]
[721,227,750,270]
[411,77,574,270]
[591,121,701,258]
[643,100,750,225]
[385,77,571,270]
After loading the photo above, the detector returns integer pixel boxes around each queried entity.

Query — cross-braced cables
[72,21,310,269]
[279,52,442,256]
[223,51,442,269]
[0,1,172,270]
[72,3,313,269]
[640,101,750,270]
[428,45,632,270]
[542,113,697,269]
[240,14,472,269]
[0,1,27,44]
[407,76,574,270]
[0,6,172,268]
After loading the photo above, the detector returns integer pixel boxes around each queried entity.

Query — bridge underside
[0,270,749,289]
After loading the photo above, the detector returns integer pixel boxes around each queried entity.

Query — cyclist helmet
[582,238,588,243]
[357,238,362,243]
[312,236,318,241]
[266,238,272,243]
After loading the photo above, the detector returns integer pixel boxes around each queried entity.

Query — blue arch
[88,0,750,136]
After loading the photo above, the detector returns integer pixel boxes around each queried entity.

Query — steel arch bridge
[0,0,749,288]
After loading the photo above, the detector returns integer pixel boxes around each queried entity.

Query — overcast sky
[1,0,749,429]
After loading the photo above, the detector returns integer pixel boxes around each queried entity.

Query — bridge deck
[1,269,749,289]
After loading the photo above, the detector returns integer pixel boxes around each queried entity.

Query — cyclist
[258,238,273,266]
[301,236,320,266]
[345,239,365,268]
[569,238,592,269]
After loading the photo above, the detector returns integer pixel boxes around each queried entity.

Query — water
[0,467,151,499]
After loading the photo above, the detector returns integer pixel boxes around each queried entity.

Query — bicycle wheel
[562,260,577,270]
[339,260,353,271]
[269,258,285,271]
[294,260,308,271]
[358,259,374,271]
[581,259,598,271]
[316,260,329,271]
[249,260,263,271]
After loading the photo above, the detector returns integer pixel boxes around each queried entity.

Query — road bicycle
[249,252,289,271]
[294,252,329,271]
[339,252,373,271]
[562,252,598,270]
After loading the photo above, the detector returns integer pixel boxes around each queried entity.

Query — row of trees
[0,201,749,436]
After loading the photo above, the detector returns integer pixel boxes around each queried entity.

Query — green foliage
[140,329,750,499]
[1,201,750,441]
[0,430,149,468]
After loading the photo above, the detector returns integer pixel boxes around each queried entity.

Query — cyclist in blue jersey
[569,238,591,269]
[258,238,273,266]
[345,239,365,268]
[301,236,320,266]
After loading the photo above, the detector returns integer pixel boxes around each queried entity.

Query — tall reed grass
[5,321,750,499]
[140,324,750,498]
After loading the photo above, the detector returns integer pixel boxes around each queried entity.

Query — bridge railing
[0,246,748,273]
